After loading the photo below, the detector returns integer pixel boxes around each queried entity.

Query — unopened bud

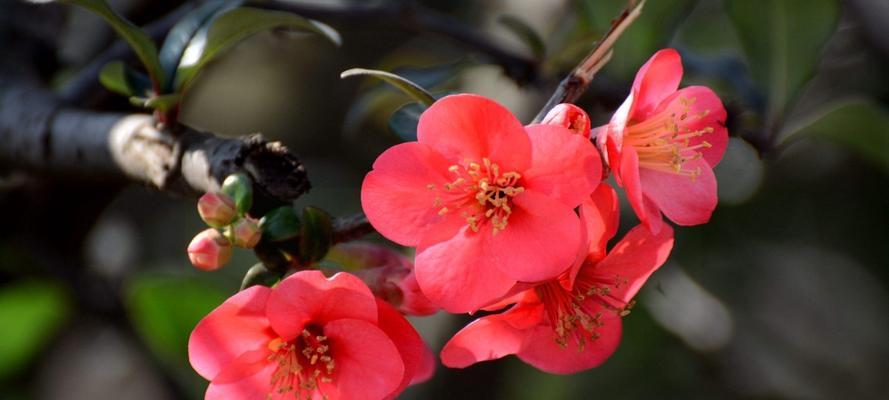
[231,217,261,248]
[187,228,232,271]
[221,173,253,216]
[542,103,591,138]
[197,192,237,228]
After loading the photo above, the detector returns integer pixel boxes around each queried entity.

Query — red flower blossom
[440,189,673,374]
[362,94,601,313]
[596,49,728,232]
[188,271,433,400]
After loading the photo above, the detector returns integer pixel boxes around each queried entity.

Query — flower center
[536,272,635,351]
[622,96,714,180]
[267,326,335,398]
[428,158,524,235]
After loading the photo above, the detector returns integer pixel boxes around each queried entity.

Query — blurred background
[1,0,888,399]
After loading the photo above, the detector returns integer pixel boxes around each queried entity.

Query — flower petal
[618,146,664,233]
[415,227,517,313]
[517,313,622,374]
[361,142,462,246]
[324,319,405,400]
[206,361,276,400]
[375,299,435,397]
[189,286,275,381]
[581,183,620,261]
[523,124,601,208]
[440,303,543,368]
[489,190,583,282]
[266,271,377,341]
[667,86,728,167]
[629,48,683,120]
[592,224,674,304]
[417,94,531,171]
[639,157,717,226]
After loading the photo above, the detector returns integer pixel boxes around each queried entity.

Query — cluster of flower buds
[187,173,261,271]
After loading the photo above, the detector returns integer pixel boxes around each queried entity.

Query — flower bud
[329,243,438,316]
[541,103,591,138]
[187,228,233,271]
[221,173,253,216]
[231,217,261,248]
[197,192,237,228]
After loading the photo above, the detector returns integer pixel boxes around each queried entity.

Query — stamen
[267,327,335,399]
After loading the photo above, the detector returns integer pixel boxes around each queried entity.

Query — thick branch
[0,82,309,206]
[250,0,539,84]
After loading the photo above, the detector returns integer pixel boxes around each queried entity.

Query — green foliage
[64,0,165,88]
[98,60,151,97]
[125,275,227,366]
[260,206,301,242]
[299,207,333,263]
[240,263,284,290]
[341,68,436,106]
[128,93,182,112]
[726,0,839,118]
[785,101,889,174]
[497,14,546,59]
[0,281,70,379]
[173,7,341,93]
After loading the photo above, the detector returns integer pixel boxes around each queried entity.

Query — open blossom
[362,94,601,313]
[440,187,673,374]
[596,48,728,232]
[188,271,433,400]
[328,242,438,316]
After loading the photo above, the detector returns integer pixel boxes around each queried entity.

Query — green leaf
[497,14,546,59]
[221,173,253,216]
[340,68,436,106]
[98,60,151,97]
[388,102,425,142]
[174,7,341,92]
[259,206,301,242]
[128,93,182,112]
[783,101,889,174]
[725,0,839,118]
[126,275,227,365]
[63,0,165,89]
[0,281,70,379]
[158,0,241,92]
[240,263,284,290]
[299,207,333,263]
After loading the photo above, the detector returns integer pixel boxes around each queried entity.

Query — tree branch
[0,82,310,208]
[249,0,539,84]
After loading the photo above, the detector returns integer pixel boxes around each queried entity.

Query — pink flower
[197,192,237,228]
[440,189,673,374]
[328,242,438,316]
[362,94,601,313]
[596,49,728,232]
[189,271,434,400]
[188,228,233,271]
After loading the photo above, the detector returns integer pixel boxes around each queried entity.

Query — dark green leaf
[240,263,284,290]
[99,60,150,97]
[64,0,165,88]
[498,14,546,59]
[341,68,436,106]
[726,0,839,118]
[0,281,70,379]
[221,173,253,216]
[260,206,301,242]
[174,7,341,92]
[158,0,241,92]
[784,101,889,174]
[388,102,426,142]
[126,275,227,365]
[299,207,333,263]
[128,93,182,112]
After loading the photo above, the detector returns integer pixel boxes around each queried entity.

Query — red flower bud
[231,217,261,248]
[187,228,233,271]
[541,103,591,138]
[197,192,237,228]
